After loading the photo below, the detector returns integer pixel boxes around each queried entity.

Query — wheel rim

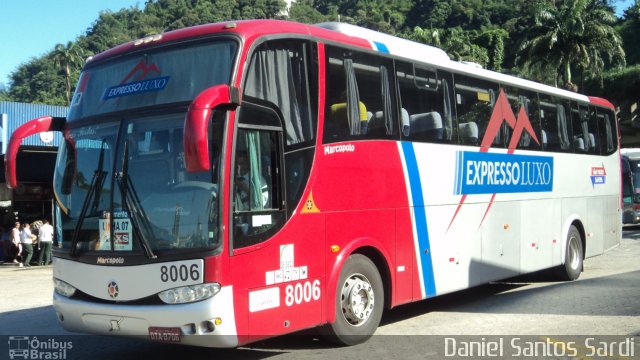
[568,235,581,270]
[340,273,375,327]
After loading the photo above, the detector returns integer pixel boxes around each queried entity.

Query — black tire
[322,254,384,346]
[554,225,583,281]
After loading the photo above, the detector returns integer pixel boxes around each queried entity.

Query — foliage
[2,0,637,113]
[585,64,640,104]
[52,42,86,103]
[514,0,625,91]
[3,0,289,104]
[0,88,10,101]
[404,26,507,71]
[618,0,640,65]
[288,0,328,24]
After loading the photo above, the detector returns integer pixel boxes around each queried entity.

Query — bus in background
[621,149,640,224]
[5,20,620,347]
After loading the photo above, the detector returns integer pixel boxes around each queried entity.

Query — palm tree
[52,42,85,103]
[515,0,625,91]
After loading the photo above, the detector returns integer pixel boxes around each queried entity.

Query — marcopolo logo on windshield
[454,151,554,195]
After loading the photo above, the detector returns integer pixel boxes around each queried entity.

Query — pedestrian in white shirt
[37,219,54,266]
[11,222,22,266]
[20,223,35,267]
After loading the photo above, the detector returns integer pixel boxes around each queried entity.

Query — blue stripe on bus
[373,41,389,53]
[401,142,436,297]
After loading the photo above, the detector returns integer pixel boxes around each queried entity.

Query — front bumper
[53,286,238,348]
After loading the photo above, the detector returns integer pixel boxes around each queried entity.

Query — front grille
[70,289,165,305]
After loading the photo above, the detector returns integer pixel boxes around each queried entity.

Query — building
[0,101,68,227]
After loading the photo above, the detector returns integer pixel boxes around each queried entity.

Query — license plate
[148,327,182,343]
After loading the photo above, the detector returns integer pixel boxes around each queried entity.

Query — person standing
[11,222,22,266]
[37,219,54,266]
[20,223,35,267]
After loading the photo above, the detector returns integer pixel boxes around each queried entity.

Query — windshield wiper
[70,140,107,256]
[117,140,157,259]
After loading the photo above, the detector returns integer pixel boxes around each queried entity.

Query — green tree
[405,26,490,68]
[52,42,85,103]
[0,85,10,101]
[618,0,640,65]
[515,0,625,91]
[288,0,328,24]
[474,28,508,71]
[234,0,287,19]
[309,0,411,33]
[8,57,67,105]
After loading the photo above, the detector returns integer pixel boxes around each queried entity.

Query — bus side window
[571,104,598,154]
[597,108,616,155]
[323,46,397,142]
[538,95,571,152]
[244,40,317,147]
[503,87,541,150]
[587,106,601,155]
[396,62,454,143]
[453,75,498,146]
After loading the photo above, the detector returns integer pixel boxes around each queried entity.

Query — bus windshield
[68,39,237,120]
[53,114,222,256]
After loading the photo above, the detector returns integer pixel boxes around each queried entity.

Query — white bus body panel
[407,142,620,297]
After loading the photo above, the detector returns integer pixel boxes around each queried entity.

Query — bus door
[229,101,323,339]
[230,39,323,340]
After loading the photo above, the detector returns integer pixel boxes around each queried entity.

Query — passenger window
[323,46,396,142]
[396,62,455,143]
[596,108,616,155]
[587,107,601,155]
[570,104,599,154]
[244,40,317,147]
[538,94,572,152]
[453,75,499,147]
[502,87,541,150]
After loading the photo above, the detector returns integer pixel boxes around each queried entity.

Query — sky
[0,0,142,87]
[0,0,637,88]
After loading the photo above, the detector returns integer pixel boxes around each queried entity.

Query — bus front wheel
[323,254,384,346]
[555,225,583,281]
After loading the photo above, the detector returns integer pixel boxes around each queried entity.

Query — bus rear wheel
[323,254,384,346]
[554,225,583,281]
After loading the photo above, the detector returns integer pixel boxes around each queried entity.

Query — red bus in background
[6,20,620,347]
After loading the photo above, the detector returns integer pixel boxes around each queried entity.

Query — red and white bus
[6,20,621,347]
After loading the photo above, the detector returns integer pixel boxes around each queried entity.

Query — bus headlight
[53,278,77,297]
[158,283,221,304]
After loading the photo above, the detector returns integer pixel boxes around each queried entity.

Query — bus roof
[86,19,612,110]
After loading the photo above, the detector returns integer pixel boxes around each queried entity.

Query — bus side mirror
[184,84,241,172]
[5,116,66,189]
